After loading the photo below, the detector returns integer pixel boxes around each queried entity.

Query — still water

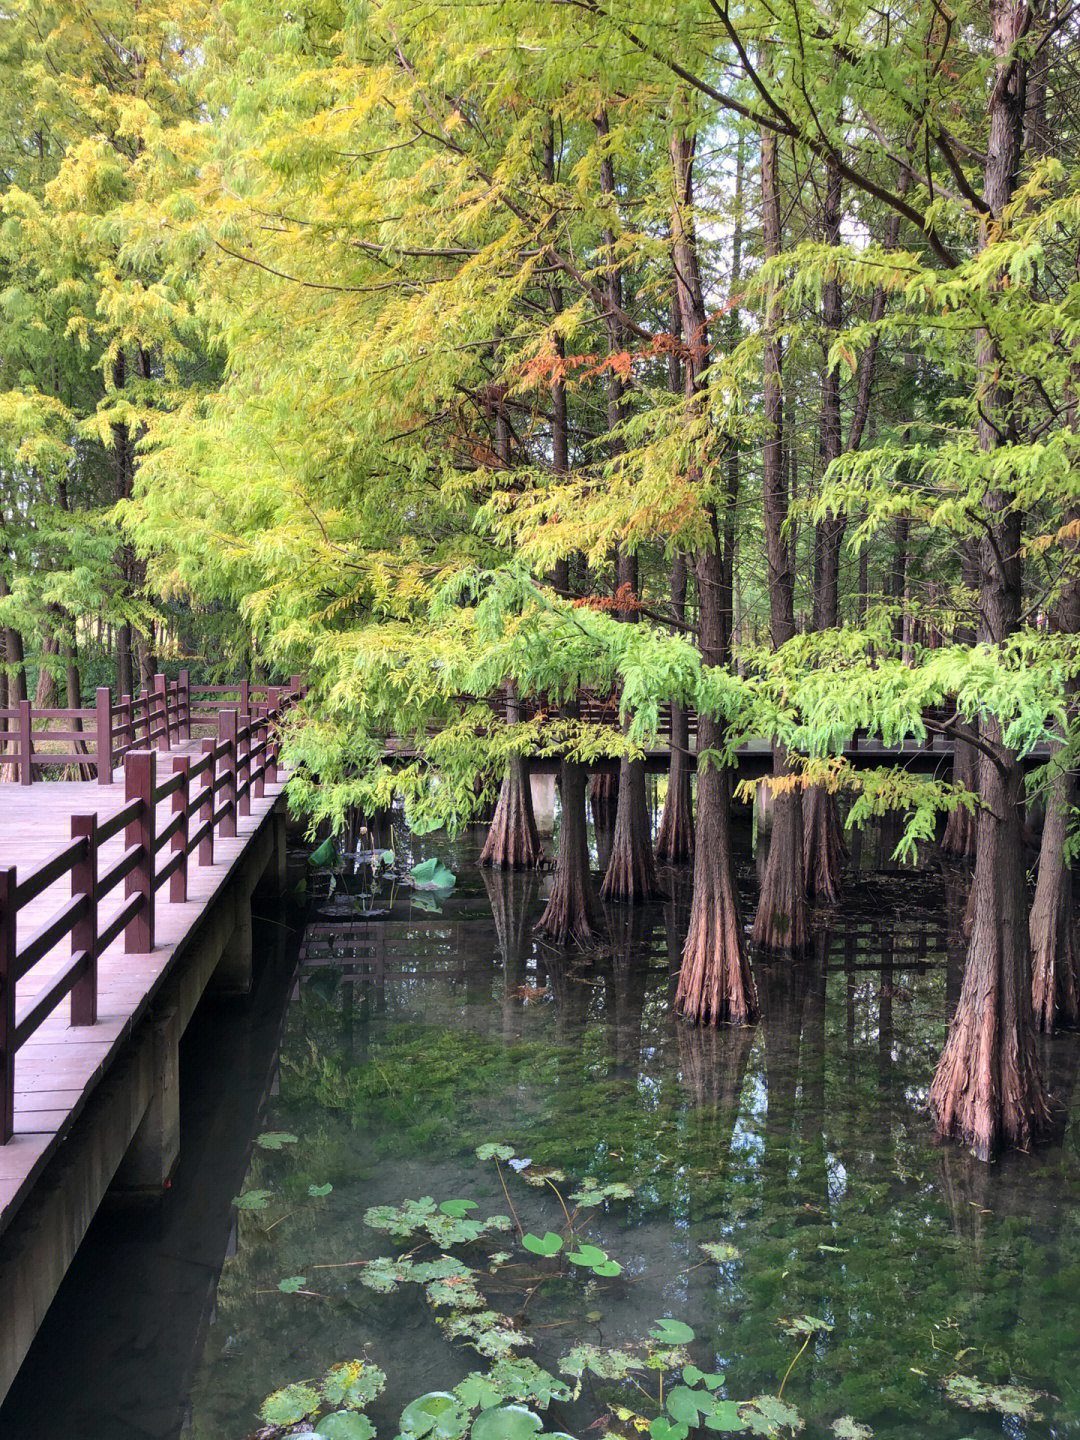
[4,812,1080,1440]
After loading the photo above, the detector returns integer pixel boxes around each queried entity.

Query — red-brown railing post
[178,668,191,740]
[171,757,190,902]
[253,706,266,799]
[96,687,113,787]
[125,750,156,953]
[70,813,98,1025]
[240,678,250,715]
[0,866,15,1142]
[266,688,282,784]
[290,674,303,696]
[199,739,215,864]
[218,709,237,838]
[237,707,251,818]
[153,673,170,752]
[138,687,149,747]
[19,699,32,786]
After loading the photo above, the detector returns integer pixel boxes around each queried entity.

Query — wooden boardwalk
[0,746,286,1240]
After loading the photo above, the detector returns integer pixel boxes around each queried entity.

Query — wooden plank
[0,741,287,1243]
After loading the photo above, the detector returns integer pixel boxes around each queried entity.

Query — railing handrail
[0,671,305,788]
[0,683,300,1142]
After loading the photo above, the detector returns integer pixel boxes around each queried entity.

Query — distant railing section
[0,687,302,1143]
[0,671,305,787]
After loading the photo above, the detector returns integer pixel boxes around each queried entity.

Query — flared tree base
[752,787,810,954]
[802,785,845,903]
[480,758,543,870]
[535,760,602,947]
[675,763,757,1025]
[601,758,662,903]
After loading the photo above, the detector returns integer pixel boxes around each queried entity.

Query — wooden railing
[0,671,306,787]
[0,690,299,1143]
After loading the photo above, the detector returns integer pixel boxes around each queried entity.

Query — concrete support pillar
[530,772,557,835]
[755,780,774,835]
[112,1008,180,1194]
[212,890,254,995]
[273,804,288,891]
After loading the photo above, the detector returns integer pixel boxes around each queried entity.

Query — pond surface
[4,812,1080,1440]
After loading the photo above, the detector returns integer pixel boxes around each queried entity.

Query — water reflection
[4,818,1080,1440]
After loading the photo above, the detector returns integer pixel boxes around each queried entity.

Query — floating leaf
[476,1143,516,1162]
[470,1405,543,1440]
[323,1361,387,1409]
[778,1315,833,1339]
[520,1168,567,1188]
[568,1181,635,1205]
[703,1401,749,1433]
[277,1275,307,1293]
[830,1420,872,1440]
[400,1393,469,1440]
[650,1421,689,1440]
[317,1414,376,1440]
[232,1189,272,1210]
[410,858,457,890]
[522,1232,564,1257]
[666,1388,706,1426]
[507,1158,532,1172]
[260,1383,320,1426]
[559,1345,643,1380]
[942,1374,1041,1419]
[738,1395,803,1436]
[566,1244,607,1268]
[700,1242,741,1264]
[256,1131,298,1150]
[650,1319,695,1345]
[441,1310,532,1358]
[309,1182,334,1197]
[441,1199,480,1217]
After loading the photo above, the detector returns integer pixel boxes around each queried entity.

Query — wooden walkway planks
[0,746,286,1240]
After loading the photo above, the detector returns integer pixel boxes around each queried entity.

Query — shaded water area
[5,808,1080,1439]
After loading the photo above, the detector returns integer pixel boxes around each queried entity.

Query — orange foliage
[573,582,643,614]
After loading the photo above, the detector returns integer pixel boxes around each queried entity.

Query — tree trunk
[753,123,809,953]
[655,333,694,865]
[480,375,542,869]
[481,693,543,869]
[803,160,847,902]
[1029,761,1079,1032]
[1030,516,1080,1031]
[670,124,756,1023]
[535,754,601,946]
[929,0,1049,1155]
[941,548,980,856]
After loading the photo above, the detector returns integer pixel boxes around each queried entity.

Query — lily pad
[650,1421,689,1440]
[411,857,457,890]
[260,1383,320,1426]
[476,1143,516,1162]
[317,1414,376,1440]
[650,1318,695,1345]
[470,1406,543,1440]
[400,1392,469,1440]
[440,1199,480,1218]
[942,1373,1041,1419]
[232,1189,272,1210]
[277,1275,307,1293]
[700,1242,741,1264]
[522,1231,564,1257]
[309,1182,334,1197]
[256,1131,298,1150]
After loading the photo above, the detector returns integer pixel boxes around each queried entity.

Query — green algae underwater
[179,833,1080,1440]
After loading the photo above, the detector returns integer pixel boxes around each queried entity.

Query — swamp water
[4,816,1080,1440]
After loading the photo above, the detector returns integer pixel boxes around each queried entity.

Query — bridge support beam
[112,1007,180,1194]
[530,773,557,835]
